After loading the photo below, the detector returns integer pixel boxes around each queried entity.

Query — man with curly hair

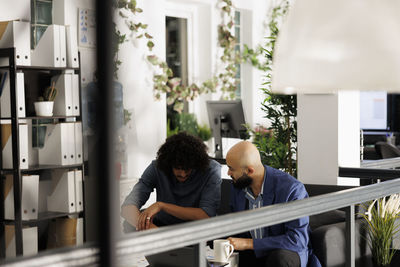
[121,132,222,231]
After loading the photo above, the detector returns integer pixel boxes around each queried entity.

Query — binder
[59,25,67,67]
[74,170,83,212]
[1,123,29,169]
[65,25,79,68]
[0,21,31,66]
[74,122,83,164]
[31,24,61,67]
[51,74,73,116]
[0,71,26,118]
[67,122,75,165]
[5,226,38,258]
[47,170,75,213]
[4,174,39,220]
[71,74,80,116]
[38,123,70,165]
[77,217,84,245]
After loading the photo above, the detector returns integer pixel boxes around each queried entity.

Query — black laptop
[146,246,196,267]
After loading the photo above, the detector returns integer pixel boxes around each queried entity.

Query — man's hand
[227,237,253,251]
[137,202,163,230]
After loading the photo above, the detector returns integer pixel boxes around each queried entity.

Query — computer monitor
[206,100,247,159]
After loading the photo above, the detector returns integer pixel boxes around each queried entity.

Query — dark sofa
[305,184,371,267]
[218,180,371,267]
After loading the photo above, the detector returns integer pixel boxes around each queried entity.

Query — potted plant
[34,82,57,117]
[361,194,400,267]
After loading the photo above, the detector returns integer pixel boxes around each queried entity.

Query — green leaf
[147,41,154,50]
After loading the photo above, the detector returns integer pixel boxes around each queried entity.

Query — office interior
[1,0,400,266]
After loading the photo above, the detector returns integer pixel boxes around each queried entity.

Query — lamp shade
[272,0,400,94]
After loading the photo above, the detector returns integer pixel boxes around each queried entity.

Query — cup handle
[226,244,234,259]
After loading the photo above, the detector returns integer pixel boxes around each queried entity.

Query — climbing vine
[113,0,266,112]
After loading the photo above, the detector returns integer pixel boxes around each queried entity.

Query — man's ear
[247,166,255,175]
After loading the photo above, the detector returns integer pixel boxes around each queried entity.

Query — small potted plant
[34,82,57,117]
[361,194,400,267]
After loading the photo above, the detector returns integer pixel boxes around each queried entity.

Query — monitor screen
[206,100,247,159]
[360,91,388,130]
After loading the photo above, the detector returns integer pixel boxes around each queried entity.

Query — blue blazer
[230,166,316,267]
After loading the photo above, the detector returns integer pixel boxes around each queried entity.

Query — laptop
[146,246,197,267]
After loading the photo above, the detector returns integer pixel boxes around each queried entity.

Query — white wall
[0,0,30,22]
[116,0,166,179]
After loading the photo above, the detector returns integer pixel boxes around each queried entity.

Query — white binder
[74,170,83,212]
[74,122,83,164]
[0,71,26,118]
[5,226,38,258]
[31,24,61,67]
[67,122,76,165]
[77,217,84,245]
[1,123,28,169]
[0,21,31,66]
[47,170,76,213]
[59,25,67,67]
[66,25,79,68]
[51,74,73,116]
[4,174,39,220]
[38,123,69,165]
[72,74,80,116]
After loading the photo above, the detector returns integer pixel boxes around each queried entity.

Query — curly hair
[156,132,210,175]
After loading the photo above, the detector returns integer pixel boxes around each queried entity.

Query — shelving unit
[0,47,85,258]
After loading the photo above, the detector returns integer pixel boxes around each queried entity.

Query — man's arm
[121,204,158,230]
[138,202,209,230]
[120,162,157,230]
[121,204,140,227]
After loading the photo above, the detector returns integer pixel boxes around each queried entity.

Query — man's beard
[232,173,253,189]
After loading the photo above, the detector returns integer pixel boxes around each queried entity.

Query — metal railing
[2,178,400,267]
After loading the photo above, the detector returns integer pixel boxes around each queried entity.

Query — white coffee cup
[213,239,234,262]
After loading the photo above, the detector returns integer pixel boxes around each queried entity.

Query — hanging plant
[113,0,267,112]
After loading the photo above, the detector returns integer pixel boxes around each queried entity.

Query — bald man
[226,141,320,267]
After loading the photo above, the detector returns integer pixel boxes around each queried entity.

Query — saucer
[207,259,229,266]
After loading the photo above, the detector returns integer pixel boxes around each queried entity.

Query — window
[31,0,53,49]
[234,10,242,99]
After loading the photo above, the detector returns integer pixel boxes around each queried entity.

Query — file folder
[74,170,83,212]
[0,21,31,66]
[1,123,29,169]
[72,74,80,116]
[74,122,83,164]
[77,217,84,245]
[67,122,76,165]
[5,226,38,258]
[59,25,67,67]
[66,25,79,68]
[51,74,73,116]
[31,24,61,67]
[0,70,26,118]
[38,123,70,165]
[47,170,75,213]
[4,174,39,220]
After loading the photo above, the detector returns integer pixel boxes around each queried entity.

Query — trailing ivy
[114,0,267,112]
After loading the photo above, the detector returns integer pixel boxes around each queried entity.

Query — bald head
[226,141,262,170]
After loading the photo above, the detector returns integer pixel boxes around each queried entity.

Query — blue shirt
[122,160,222,226]
[244,182,264,239]
[230,165,313,267]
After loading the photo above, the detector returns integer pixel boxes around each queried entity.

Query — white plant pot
[34,101,54,116]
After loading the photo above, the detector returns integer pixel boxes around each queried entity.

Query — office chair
[374,141,400,159]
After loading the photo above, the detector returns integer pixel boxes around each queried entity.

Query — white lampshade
[272,0,400,94]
